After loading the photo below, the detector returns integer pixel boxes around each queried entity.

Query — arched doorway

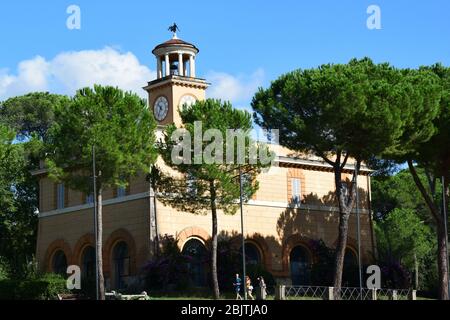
[290,246,311,285]
[81,246,96,295]
[343,248,359,286]
[113,241,130,289]
[52,250,68,275]
[344,248,357,266]
[182,238,207,287]
[81,246,95,280]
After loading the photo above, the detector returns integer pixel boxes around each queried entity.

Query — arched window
[113,241,130,289]
[343,248,359,287]
[240,242,261,266]
[344,248,357,268]
[52,250,67,275]
[81,246,95,280]
[290,246,311,285]
[182,239,207,287]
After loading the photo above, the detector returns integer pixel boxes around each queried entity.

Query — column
[189,54,195,78]
[165,54,170,76]
[157,56,162,79]
[178,52,183,76]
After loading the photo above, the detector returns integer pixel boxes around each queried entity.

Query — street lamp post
[239,166,247,300]
[442,176,450,298]
[355,162,363,299]
[92,145,99,300]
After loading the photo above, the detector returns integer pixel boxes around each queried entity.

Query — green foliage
[0,125,38,277]
[45,85,157,193]
[372,169,438,292]
[0,92,67,277]
[0,257,10,280]
[0,273,68,300]
[414,64,450,176]
[0,92,69,141]
[251,58,440,287]
[252,58,439,163]
[372,168,432,222]
[375,208,435,269]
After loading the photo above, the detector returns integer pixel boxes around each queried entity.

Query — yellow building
[33,34,376,290]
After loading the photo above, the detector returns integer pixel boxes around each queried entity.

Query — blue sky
[1,0,449,107]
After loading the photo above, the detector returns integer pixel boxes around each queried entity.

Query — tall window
[52,250,67,275]
[81,246,96,280]
[343,248,359,287]
[113,241,130,289]
[186,172,197,196]
[56,183,65,209]
[291,178,301,205]
[117,186,126,198]
[182,239,207,287]
[290,246,311,285]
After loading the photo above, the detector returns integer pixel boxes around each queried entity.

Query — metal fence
[266,285,415,300]
[334,287,373,300]
[284,286,328,300]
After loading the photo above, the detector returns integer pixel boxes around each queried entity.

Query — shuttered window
[291,178,301,204]
[57,183,65,209]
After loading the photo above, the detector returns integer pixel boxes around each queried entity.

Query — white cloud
[205,68,265,104]
[0,47,155,100]
[0,48,264,106]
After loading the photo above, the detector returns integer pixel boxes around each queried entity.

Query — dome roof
[152,37,199,54]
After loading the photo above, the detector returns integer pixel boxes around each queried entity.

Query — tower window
[291,178,301,205]
[117,186,126,198]
[86,193,94,204]
[56,183,65,209]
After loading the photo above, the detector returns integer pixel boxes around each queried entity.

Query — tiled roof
[153,38,198,51]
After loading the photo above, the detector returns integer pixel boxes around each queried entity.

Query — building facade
[34,34,376,290]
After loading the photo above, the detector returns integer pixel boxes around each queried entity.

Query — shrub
[142,235,191,292]
[0,273,68,300]
[0,257,10,281]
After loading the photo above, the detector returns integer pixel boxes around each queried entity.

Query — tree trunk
[407,160,449,299]
[210,181,220,299]
[333,210,350,293]
[414,252,419,290]
[437,223,449,300]
[332,161,360,298]
[97,186,105,300]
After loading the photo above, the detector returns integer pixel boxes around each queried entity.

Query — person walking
[246,276,254,300]
[233,274,243,300]
[257,276,267,299]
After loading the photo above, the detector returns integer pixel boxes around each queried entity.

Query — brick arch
[229,234,272,271]
[332,236,358,252]
[103,228,137,278]
[72,233,95,267]
[177,226,210,250]
[332,236,360,262]
[281,234,314,273]
[44,239,73,272]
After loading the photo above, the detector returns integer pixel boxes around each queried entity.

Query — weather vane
[168,23,180,38]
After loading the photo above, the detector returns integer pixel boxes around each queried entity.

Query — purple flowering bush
[142,235,191,291]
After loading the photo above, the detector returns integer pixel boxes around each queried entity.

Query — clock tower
[143,29,209,126]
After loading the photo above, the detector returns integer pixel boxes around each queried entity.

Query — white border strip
[38,192,368,218]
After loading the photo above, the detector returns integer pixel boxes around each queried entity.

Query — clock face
[154,96,169,121]
[179,94,197,109]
